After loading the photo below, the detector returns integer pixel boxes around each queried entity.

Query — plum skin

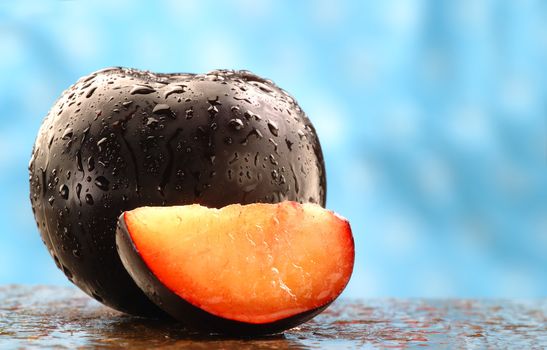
[28,67,327,316]
[115,214,331,335]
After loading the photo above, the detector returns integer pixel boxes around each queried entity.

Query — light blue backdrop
[0,0,545,298]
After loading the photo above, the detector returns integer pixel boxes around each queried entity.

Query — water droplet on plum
[85,193,94,205]
[229,118,244,130]
[130,85,155,95]
[62,128,73,140]
[87,157,95,171]
[152,104,171,114]
[59,184,69,199]
[85,86,97,98]
[267,120,279,136]
[94,176,109,191]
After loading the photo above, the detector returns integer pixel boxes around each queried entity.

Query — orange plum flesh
[124,201,354,324]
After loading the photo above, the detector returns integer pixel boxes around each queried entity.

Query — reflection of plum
[117,202,354,335]
[29,67,326,316]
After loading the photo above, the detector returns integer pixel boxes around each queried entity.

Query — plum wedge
[116,201,354,335]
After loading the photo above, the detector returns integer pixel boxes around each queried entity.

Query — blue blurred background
[0,0,545,298]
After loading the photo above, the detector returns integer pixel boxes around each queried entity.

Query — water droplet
[228,152,239,165]
[85,86,97,98]
[130,84,155,95]
[146,117,159,128]
[285,138,294,151]
[207,96,221,115]
[241,128,263,145]
[224,136,233,145]
[244,111,261,121]
[229,118,244,130]
[234,96,252,104]
[87,157,95,171]
[208,96,222,107]
[290,164,300,194]
[48,196,55,206]
[267,120,279,136]
[164,84,186,98]
[196,126,206,136]
[72,249,81,258]
[85,193,94,205]
[59,184,69,199]
[253,81,275,94]
[97,137,108,152]
[185,107,194,119]
[94,176,110,191]
[122,101,133,107]
[76,183,82,202]
[62,128,73,140]
[298,129,306,139]
[152,104,171,114]
[269,138,279,154]
[75,153,83,174]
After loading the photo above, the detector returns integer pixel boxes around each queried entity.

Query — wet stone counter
[0,285,545,349]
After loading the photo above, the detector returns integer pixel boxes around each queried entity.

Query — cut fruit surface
[118,201,354,330]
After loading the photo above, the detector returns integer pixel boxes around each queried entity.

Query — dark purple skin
[115,214,330,335]
[28,67,326,316]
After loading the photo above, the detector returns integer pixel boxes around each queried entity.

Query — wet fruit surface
[28,67,326,315]
[116,202,354,334]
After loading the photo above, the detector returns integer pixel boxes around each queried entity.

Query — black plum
[28,67,326,316]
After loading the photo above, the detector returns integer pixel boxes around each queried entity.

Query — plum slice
[116,201,354,334]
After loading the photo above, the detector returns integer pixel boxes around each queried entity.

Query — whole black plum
[28,67,326,316]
